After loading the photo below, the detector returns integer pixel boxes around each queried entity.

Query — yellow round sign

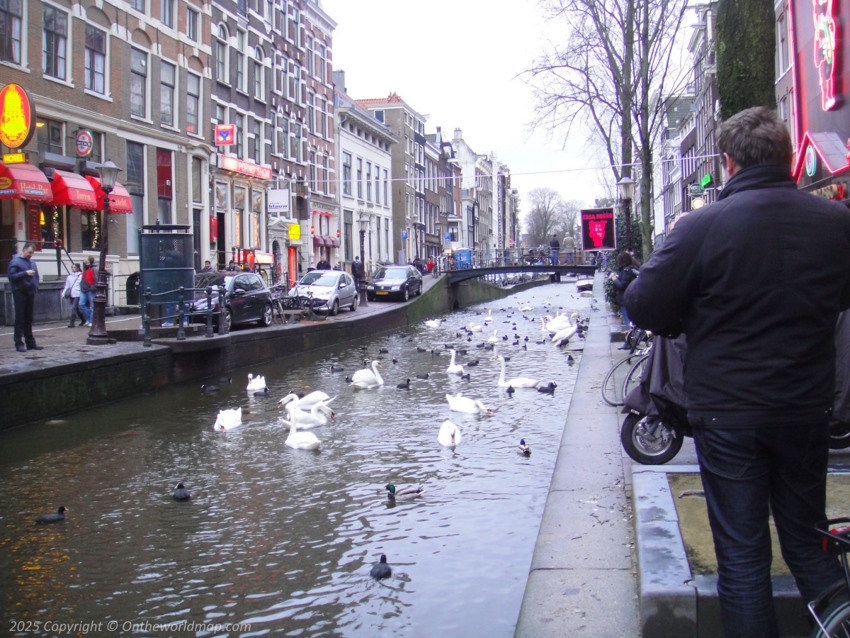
[0,84,36,149]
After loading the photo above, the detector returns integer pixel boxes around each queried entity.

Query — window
[273,52,284,94]
[306,35,314,76]
[253,47,264,99]
[186,7,198,41]
[235,112,245,159]
[342,152,352,196]
[275,114,288,157]
[383,169,388,204]
[84,26,106,94]
[37,118,64,155]
[237,0,246,17]
[0,0,22,64]
[186,72,200,134]
[130,48,148,117]
[307,91,314,133]
[366,162,372,201]
[375,165,380,205]
[235,30,246,91]
[356,158,362,199]
[160,61,176,126]
[43,5,68,80]
[161,0,174,29]
[317,43,326,83]
[248,118,260,163]
[157,148,173,224]
[214,25,228,83]
[126,141,144,253]
[131,0,145,12]
[776,12,790,76]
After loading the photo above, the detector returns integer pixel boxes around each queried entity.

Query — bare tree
[527,0,689,256]
[557,199,583,241]
[524,188,563,246]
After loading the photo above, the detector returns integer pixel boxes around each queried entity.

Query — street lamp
[617,175,635,251]
[357,212,369,307]
[87,159,121,345]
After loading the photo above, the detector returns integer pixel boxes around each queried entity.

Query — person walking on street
[62,263,86,327]
[79,262,96,327]
[609,251,639,330]
[8,242,43,352]
[549,234,560,265]
[624,106,850,638]
[351,256,364,291]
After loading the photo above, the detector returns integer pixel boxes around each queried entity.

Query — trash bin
[126,272,140,305]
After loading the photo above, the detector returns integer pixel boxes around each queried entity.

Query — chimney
[332,70,346,93]
[454,128,462,141]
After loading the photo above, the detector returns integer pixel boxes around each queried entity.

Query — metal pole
[87,188,112,345]
[625,198,632,251]
[358,228,368,307]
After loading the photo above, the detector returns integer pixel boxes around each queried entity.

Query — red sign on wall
[581,208,616,251]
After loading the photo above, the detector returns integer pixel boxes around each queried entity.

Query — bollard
[217,285,227,335]
[205,286,214,338]
[143,287,152,347]
[176,287,186,341]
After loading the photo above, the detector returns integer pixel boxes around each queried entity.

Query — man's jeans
[79,290,94,323]
[693,424,841,638]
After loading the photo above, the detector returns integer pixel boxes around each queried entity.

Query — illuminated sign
[812,0,838,110]
[288,223,301,241]
[580,208,616,251]
[700,174,713,188]
[219,155,272,180]
[805,145,819,176]
[215,124,235,145]
[0,84,36,149]
[2,152,26,164]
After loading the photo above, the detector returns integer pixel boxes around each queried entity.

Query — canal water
[0,283,590,637]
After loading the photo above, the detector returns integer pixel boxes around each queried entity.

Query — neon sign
[0,84,36,149]
[812,0,839,110]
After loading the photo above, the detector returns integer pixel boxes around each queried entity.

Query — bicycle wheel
[622,353,651,404]
[812,587,850,637]
[602,353,642,407]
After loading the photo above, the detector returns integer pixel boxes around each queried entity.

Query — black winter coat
[624,163,850,427]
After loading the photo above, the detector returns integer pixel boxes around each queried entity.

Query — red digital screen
[581,208,616,251]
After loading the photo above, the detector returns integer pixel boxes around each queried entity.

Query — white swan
[213,407,242,431]
[284,401,334,429]
[483,309,493,324]
[246,373,266,392]
[437,419,462,447]
[283,417,321,450]
[496,355,538,388]
[467,322,482,333]
[486,329,499,344]
[551,324,578,346]
[277,391,331,410]
[425,319,441,328]
[351,360,384,389]
[545,313,571,333]
[446,393,493,415]
[446,349,465,375]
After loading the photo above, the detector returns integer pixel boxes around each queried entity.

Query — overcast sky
[321,0,610,220]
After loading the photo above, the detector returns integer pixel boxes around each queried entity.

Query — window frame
[186,71,201,135]
[130,47,149,119]
[160,60,176,127]
[0,0,23,65]
[42,4,69,81]
[84,24,107,95]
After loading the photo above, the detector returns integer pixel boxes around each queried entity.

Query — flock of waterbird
[35,294,590,583]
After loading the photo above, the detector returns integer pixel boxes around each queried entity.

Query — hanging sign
[580,208,616,251]
[0,84,36,149]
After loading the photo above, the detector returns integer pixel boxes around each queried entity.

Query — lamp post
[357,212,369,307]
[617,175,635,252]
[87,160,121,345]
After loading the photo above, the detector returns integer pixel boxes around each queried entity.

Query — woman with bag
[78,263,96,327]
[62,263,87,327]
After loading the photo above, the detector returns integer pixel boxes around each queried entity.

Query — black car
[191,271,274,332]
[366,265,423,302]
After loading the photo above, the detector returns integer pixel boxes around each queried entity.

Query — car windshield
[195,273,233,288]
[375,267,408,281]
[299,272,338,287]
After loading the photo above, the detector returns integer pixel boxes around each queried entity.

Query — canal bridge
[443,264,597,285]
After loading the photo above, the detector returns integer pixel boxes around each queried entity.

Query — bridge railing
[435,248,585,274]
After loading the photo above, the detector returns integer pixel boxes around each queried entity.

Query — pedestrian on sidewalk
[8,242,42,352]
[624,106,850,638]
[549,234,560,265]
[62,263,86,327]
[79,262,96,327]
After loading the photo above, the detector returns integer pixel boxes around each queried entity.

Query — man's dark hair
[716,106,793,169]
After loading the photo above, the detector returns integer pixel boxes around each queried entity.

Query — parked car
[288,269,358,315]
[366,265,423,302]
[191,271,274,332]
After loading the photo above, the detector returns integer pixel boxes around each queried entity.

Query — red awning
[0,163,53,202]
[328,237,340,247]
[50,169,98,209]
[312,235,326,246]
[84,176,133,213]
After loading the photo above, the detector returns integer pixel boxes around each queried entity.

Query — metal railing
[140,285,227,347]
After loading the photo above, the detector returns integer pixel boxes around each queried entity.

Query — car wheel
[367,294,375,302]
[350,294,358,311]
[330,299,339,316]
[403,288,410,302]
[260,303,273,327]
[223,308,233,333]
[416,282,422,296]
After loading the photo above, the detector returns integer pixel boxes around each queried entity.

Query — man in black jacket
[625,107,850,637]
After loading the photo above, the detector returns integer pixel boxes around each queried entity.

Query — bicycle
[601,327,653,407]
[809,518,850,637]
[270,287,327,323]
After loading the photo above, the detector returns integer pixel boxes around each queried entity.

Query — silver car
[288,269,358,316]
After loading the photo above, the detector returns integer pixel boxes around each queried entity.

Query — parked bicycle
[809,518,850,637]
[270,285,327,323]
[601,326,653,407]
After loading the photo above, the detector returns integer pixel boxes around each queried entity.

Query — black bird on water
[36,506,68,524]
[396,379,411,390]
[172,483,192,501]
[331,364,344,372]
[537,382,557,395]
[506,385,515,397]
[201,384,219,394]
[415,372,430,380]
[371,554,392,580]
[460,373,471,382]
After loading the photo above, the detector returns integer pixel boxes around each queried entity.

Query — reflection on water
[0,284,590,637]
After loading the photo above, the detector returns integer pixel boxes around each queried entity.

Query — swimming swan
[446,393,493,415]
[284,401,335,429]
[276,390,332,410]
[437,419,462,447]
[213,407,242,431]
[283,417,321,450]
[246,373,266,392]
[446,349,465,376]
[496,355,538,388]
[351,360,384,389]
